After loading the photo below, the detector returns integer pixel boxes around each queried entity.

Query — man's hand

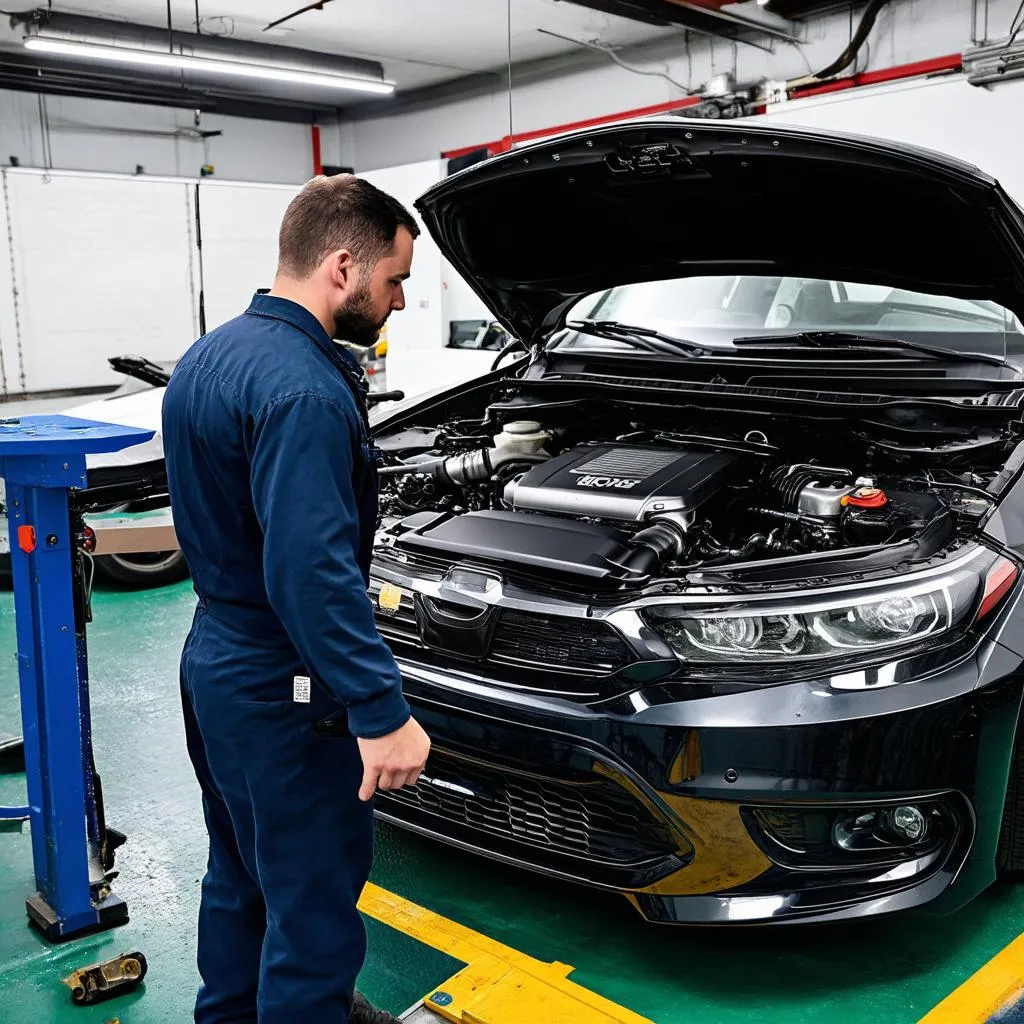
[357,717,431,802]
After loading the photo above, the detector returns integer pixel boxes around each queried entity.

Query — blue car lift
[0,415,155,941]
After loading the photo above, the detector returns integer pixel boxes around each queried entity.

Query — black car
[366,120,1024,924]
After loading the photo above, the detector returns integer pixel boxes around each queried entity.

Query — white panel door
[197,180,300,332]
[3,169,197,393]
[0,171,20,396]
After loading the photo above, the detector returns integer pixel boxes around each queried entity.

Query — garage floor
[1,579,1024,1024]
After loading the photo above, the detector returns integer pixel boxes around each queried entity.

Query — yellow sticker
[377,583,404,615]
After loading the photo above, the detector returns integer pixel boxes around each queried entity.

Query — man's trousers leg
[183,610,375,1024]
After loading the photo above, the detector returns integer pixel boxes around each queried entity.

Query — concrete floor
[1,578,1024,1023]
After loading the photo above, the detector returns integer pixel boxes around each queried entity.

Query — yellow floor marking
[918,933,1024,1024]
[358,882,653,1024]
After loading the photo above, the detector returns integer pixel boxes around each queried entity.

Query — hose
[786,0,893,90]
[378,447,546,484]
[491,337,529,372]
[618,519,687,575]
[693,530,771,562]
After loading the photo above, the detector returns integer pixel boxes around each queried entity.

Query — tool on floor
[0,736,29,832]
[62,950,149,1006]
[0,415,154,941]
[0,736,25,772]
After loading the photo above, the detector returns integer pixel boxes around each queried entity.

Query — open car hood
[415,120,1024,345]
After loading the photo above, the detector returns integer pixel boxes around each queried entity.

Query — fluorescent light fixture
[24,37,395,95]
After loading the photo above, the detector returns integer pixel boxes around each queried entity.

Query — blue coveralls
[162,293,411,1023]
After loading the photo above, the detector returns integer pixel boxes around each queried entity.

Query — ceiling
[3,0,681,91]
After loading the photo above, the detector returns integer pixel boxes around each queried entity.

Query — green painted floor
[1,580,1024,1023]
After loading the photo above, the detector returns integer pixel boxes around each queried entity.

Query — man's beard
[332,285,385,347]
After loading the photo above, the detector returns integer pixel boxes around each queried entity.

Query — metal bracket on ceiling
[963,36,1024,86]
[669,1,801,42]
[558,0,797,53]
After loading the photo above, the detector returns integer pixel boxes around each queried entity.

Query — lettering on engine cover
[503,443,740,523]
[574,475,641,489]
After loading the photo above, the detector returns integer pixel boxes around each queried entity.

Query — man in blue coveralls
[162,174,432,1024]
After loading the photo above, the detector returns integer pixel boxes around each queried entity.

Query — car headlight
[644,548,1017,666]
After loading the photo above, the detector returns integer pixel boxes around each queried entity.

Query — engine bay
[374,397,1012,589]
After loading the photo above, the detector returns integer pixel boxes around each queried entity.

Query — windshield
[559,276,1023,362]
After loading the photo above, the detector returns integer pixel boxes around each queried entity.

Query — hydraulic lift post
[0,415,155,941]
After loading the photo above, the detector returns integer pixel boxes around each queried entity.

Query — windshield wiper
[562,320,707,357]
[108,355,172,387]
[731,330,1006,367]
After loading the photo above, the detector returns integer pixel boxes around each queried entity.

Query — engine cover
[504,444,737,524]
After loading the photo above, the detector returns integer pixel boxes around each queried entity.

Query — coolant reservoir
[493,420,549,456]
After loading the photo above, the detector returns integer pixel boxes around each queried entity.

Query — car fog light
[751,798,956,870]
[883,804,927,842]
[832,812,876,851]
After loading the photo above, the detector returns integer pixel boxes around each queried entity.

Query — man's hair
[277,174,420,279]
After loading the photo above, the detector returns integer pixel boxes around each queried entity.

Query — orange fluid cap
[841,487,888,509]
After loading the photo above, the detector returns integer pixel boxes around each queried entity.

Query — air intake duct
[616,519,686,576]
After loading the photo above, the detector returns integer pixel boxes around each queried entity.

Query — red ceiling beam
[441,95,702,160]
[789,52,962,100]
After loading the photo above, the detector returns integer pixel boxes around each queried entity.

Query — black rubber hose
[491,337,529,371]
[788,0,893,88]
[618,520,686,575]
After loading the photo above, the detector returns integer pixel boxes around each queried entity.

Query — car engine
[374,408,992,589]
[503,444,738,524]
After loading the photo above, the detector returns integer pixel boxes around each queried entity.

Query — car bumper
[376,632,1024,925]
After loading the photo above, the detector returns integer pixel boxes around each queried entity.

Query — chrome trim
[395,659,607,713]
[866,850,942,884]
[372,544,986,620]
[394,634,989,728]
[615,545,988,611]
[416,775,480,799]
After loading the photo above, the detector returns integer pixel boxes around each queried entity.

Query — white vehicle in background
[0,352,407,588]
[0,357,183,588]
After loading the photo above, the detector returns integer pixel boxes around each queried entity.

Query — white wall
[360,159,494,395]
[345,0,1022,171]
[753,74,1024,204]
[198,180,300,331]
[0,159,492,399]
[0,89,319,184]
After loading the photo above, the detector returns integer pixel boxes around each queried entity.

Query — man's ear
[328,248,355,291]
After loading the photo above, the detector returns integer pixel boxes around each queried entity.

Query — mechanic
[162,174,431,1024]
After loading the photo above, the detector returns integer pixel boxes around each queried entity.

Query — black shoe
[350,990,400,1024]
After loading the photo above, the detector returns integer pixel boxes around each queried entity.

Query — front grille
[369,583,634,681]
[379,749,676,865]
[489,610,631,674]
